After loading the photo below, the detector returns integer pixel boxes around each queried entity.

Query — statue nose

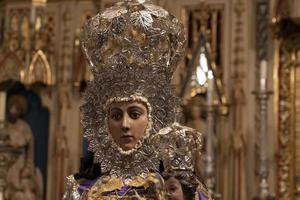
[121,126,130,132]
[121,114,130,132]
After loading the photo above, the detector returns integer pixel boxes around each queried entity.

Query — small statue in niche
[183,95,208,180]
[4,94,38,200]
[184,95,207,134]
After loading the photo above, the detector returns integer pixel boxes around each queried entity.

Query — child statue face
[165,177,185,200]
[108,101,149,151]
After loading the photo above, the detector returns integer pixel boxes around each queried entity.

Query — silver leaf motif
[131,10,153,30]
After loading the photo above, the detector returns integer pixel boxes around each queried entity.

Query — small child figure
[163,171,211,200]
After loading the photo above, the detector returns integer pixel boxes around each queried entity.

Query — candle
[260,60,267,91]
[207,70,214,105]
[0,92,6,122]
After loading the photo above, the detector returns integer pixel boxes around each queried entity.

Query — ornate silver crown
[80,0,188,179]
[81,0,186,81]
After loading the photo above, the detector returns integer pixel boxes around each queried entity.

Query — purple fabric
[102,186,149,196]
[198,192,208,200]
[118,185,131,196]
[78,179,98,194]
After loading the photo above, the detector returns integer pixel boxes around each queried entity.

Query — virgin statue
[5,94,37,200]
[63,0,212,199]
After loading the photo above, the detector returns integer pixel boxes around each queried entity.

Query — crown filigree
[81,0,186,81]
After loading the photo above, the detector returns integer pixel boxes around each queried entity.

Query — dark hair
[74,151,101,180]
[163,171,198,200]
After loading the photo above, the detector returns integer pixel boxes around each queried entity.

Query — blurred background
[0,0,299,199]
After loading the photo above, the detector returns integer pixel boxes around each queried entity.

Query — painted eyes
[167,185,179,193]
[129,111,141,119]
[111,113,122,121]
[111,110,142,121]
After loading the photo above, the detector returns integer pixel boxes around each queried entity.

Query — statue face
[165,177,185,200]
[108,101,149,151]
[8,104,21,122]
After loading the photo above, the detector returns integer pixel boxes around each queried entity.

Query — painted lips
[120,135,134,141]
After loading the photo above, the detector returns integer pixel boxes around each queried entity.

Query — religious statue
[4,94,38,200]
[163,171,210,200]
[63,1,212,199]
[184,95,207,134]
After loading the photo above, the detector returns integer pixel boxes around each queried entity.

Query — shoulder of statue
[155,123,203,172]
[17,119,33,135]
[196,182,214,200]
[63,175,81,200]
